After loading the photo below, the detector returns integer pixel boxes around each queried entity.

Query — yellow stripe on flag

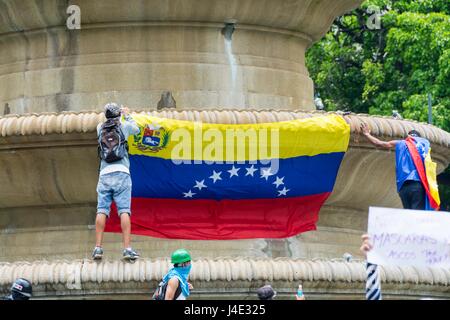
[128,114,350,161]
[425,150,441,206]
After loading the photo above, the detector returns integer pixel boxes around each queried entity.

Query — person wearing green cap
[162,249,194,300]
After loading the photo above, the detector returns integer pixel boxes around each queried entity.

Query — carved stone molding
[1,258,449,299]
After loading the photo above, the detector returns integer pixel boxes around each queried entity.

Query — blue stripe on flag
[129,152,345,199]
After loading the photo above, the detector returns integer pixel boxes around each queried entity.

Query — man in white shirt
[92,103,140,261]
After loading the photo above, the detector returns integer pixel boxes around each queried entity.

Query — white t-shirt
[176,293,186,300]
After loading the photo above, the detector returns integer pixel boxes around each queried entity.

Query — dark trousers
[398,180,425,210]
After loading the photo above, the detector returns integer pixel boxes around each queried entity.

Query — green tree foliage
[306,0,450,210]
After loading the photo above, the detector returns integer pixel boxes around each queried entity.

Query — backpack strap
[173,283,182,300]
[97,123,105,170]
[116,122,129,152]
[159,276,183,300]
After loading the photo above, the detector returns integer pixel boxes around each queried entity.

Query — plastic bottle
[297,284,303,298]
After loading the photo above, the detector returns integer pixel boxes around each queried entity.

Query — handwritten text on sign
[367,207,450,268]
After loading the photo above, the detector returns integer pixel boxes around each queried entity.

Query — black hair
[104,103,121,119]
[408,130,421,138]
[174,261,191,267]
[257,286,276,300]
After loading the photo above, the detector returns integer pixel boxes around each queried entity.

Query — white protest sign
[367,207,450,268]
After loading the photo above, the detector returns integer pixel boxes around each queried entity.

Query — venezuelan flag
[405,137,440,210]
[105,114,350,239]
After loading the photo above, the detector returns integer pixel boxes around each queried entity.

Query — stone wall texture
[0,0,362,113]
[1,0,450,299]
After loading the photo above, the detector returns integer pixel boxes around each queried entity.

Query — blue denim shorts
[96,172,132,216]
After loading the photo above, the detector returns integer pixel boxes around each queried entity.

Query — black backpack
[152,280,182,300]
[98,119,128,163]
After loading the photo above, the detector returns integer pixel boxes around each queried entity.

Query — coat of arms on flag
[133,122,170,153]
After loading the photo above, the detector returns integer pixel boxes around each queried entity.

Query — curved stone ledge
[0,258,449,299]
[0,0,362,41]
[0,0,363,112]
[0,111,449,268]
[1,110,449,148]
[1,258,450,286]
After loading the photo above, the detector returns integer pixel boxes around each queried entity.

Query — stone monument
[1,0,449,299]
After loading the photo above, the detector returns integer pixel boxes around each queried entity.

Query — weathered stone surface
[157,91,176,110]
[0,0,363,113]
[1,0,450,300]
[0,111,449,266]
[1,258,449,299]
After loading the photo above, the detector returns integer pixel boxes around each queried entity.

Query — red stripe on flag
[405,137,439,210]
[104,193,330,240]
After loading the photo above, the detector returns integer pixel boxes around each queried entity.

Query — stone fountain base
[1,258,449,300]
[1,110,449,299]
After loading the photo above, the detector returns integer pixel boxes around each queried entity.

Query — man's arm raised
[360,123,399,149]
[121,106,140,135]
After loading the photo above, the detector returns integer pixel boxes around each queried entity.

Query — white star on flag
[245,165,258,177]
[260,167,274,181]
[228,166,240,178]
[273,176,285,188]
[183,190,196,198]
[194,180,207,190]
[209,171,222,183]
[277,187,290,197]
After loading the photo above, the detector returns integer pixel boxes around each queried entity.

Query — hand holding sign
[360,234,373,259]
[367,207,450,268]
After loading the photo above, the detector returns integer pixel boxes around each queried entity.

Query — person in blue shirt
[163,249,194,300]
[361,123,430,210]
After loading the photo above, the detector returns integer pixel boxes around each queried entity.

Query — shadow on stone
[4,103,10,115]
[157,91,176,110]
